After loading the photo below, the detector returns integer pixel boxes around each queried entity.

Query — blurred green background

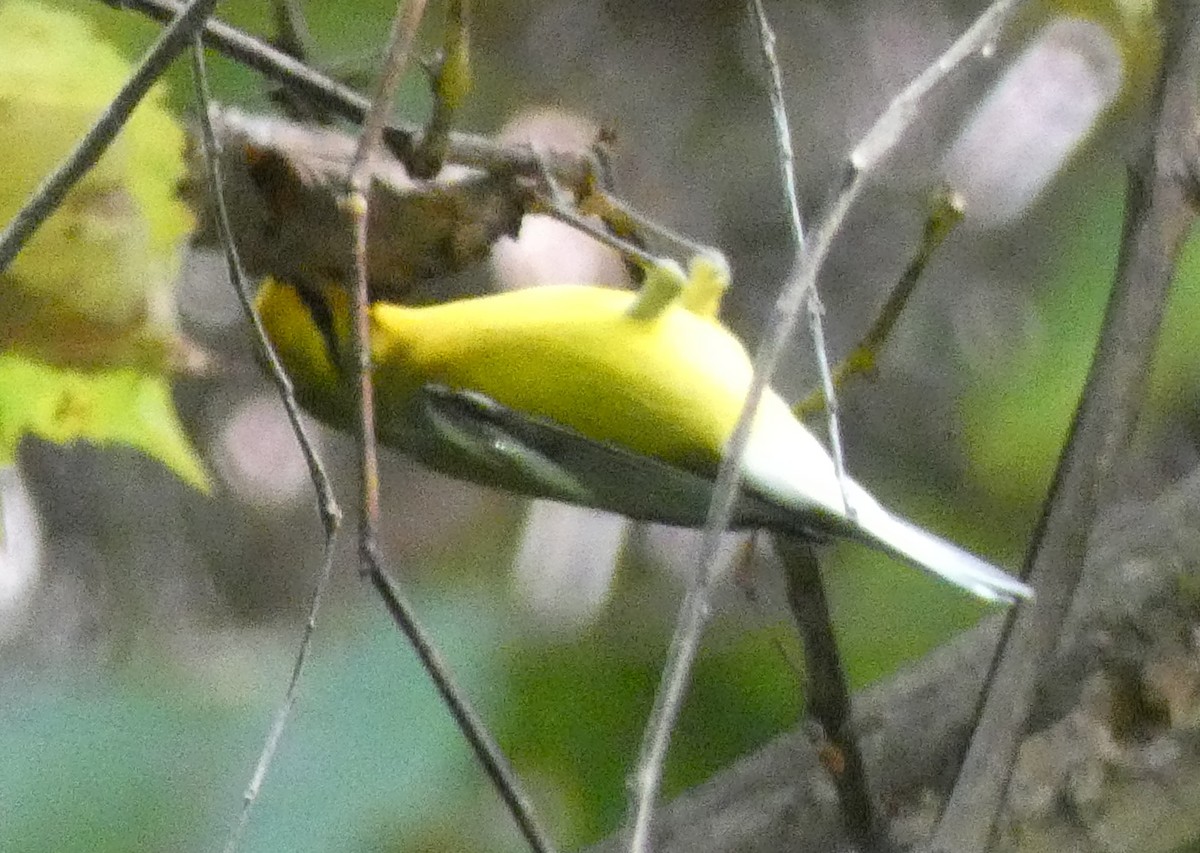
[4,0,1197,851]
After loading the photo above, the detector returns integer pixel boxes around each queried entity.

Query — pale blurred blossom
[513,499,761,630]
[492,215,628,290]
[513,501,626,630]
[214,393,318,511]
[491,108,627,291]
[0,465,42,642]
[943,18,1124,227]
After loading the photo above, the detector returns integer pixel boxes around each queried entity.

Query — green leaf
[0,2,206,492]
[0,352,209,492]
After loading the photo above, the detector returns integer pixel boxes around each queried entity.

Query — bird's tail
[847,490,1033,604]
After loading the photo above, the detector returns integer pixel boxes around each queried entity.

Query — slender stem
[776,536,881,849]
[589,193,710,259]
[341,0,426,575]
[538,200,660,269]
[190,35,343,853]
[623,3,816,846]
[190,51,341,538]
[345,0,426,188]
[270,0,314,61]
[408,0,472,179]
[338,5,556,852]
[622,2,841,847]
[746,0,847,505]
[753,0,875,837]
[794,190,964,418]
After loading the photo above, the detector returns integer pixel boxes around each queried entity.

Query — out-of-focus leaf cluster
[0,0,206,489]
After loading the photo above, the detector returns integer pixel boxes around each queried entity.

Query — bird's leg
[626,257,687,320]
[679,250,731,318]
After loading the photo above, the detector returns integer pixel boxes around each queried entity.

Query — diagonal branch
[96,0,594,183]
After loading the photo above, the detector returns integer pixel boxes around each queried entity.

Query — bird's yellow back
[371,285,758,472]
[255,279,764,474]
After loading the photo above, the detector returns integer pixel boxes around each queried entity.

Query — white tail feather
[849,494,1032,603]
[740,394,1032,603]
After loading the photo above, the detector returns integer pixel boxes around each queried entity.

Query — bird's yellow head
[254,278,357,430]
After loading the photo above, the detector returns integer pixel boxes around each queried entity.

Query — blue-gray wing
[390,387,1032,603]
[389,384,825,536]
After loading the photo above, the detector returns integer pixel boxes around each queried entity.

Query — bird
[253,252,1032,603]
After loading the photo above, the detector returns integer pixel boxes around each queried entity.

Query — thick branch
[587,471,1200,852]
[929,3,1200,849]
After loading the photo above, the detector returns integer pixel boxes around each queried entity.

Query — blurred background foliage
[1,0,1195,850]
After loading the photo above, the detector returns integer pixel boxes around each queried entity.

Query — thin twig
[747,0,848,508]
[345,0,425,188]
[927,3,1200,850]
[751,0,804,252]
[342,0,426,579]
[266,0,329,122]
[189,38,343,853]
[794,189,964,418]
[0,0,222,274]
[622,2,838,846]
[270,0,314,61]
[95,0,591,180]
[219,546,337,853]
[776,536,880,849]
[363,545,559,853]
[745,0,853,502]
[539,199,660,269]
[843,189,962,382]
[408,0,472,179]
[754,0,878,841]
[850,0,1027,172]
[339,5,556,853]
[189,58,340,539]
[541,178,721,271]
[102,0,366,122]
[587,193,711,259]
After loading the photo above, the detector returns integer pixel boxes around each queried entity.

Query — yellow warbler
[255,255,1031,603]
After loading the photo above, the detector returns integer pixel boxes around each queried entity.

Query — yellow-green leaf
[0,352,210,493]
[0,1,207,490]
